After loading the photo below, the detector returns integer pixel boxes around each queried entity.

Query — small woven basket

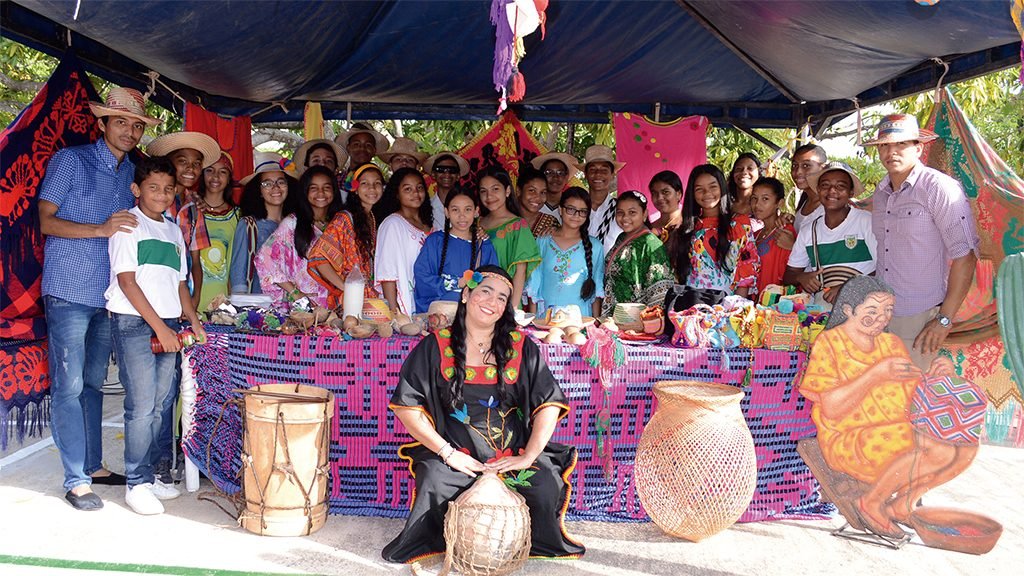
[634,381,757,541]
[439,472,531,576]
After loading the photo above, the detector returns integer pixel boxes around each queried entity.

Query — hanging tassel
[509,71,526,102]
[534,0,549,39]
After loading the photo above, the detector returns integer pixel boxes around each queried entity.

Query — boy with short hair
[105,156,206,515]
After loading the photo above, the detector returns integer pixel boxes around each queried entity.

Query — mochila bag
[663,285,727,338]
[761,310,802,351]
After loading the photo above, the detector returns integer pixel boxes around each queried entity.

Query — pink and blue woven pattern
[183,330,830,523]
[910,376,986,445]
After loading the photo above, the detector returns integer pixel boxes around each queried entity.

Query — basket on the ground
[634,380,757,541]
[440,472,531,576]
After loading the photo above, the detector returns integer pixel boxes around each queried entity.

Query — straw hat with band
[293,139,348,175]
[378,137,429,165]
[805,161,866,198]
[240,151,296,186]
[861,114,938,147]
[424,151,470,177]
[89,87,162,126]
[530,152,579,173]
[147,132,222,169]
[335,123,390,154]
[575,145,625,174]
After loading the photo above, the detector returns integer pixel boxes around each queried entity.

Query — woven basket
[634,381,757,541]
[439,472,531,576]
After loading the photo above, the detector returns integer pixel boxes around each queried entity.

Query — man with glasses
[530,152,578,220]
[863,114,978,370]
[37,87,162,510]
[790,143,828,230]
[424,152,470,231]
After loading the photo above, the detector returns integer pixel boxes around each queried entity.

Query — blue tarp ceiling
[2,1,1020,129]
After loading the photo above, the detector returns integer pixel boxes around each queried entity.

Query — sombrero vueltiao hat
[378,137,429,165]
[89,87,162,126]
[335,123,390,154]
[806,161,866,197]
[861,113,938,147]
[424,151,471,177]
[147,132,222,169]
[530,152,580,174]
[239,151,296,186]
[574,145,625,173]
[292,139,348,175]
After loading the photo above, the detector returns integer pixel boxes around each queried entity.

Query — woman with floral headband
[382,264,584,564]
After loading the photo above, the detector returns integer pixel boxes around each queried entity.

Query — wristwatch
[936,313,952,327]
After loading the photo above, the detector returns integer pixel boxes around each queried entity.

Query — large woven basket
[439,472,531,576]
[634,381,757,541]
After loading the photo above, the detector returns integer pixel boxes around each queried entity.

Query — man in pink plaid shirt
[865,114,979,370]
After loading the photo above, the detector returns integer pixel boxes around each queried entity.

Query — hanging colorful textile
[303,102,325,141]
[458,111,547,184]
[490,0,548,114]
[579,325,626,481]
[612,113,708,215]
[184,102,253,204]
[921,87,1024,342]
[0,51,101,341]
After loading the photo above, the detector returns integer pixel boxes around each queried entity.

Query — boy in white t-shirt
[106,156,206,515]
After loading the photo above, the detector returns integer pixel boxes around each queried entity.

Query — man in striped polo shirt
[37,87,161,510]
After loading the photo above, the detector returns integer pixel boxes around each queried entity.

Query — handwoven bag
[761,311,802,351]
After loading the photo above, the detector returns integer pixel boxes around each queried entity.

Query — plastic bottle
[342,267,366,320]
[150,328,202,353]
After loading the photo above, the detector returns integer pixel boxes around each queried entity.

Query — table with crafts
[181,326,828,523]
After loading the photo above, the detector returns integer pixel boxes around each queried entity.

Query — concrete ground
[1,381,1020,576]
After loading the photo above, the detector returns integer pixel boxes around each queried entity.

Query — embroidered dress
[685,215,760,293]
[528,234,605,314]
[485,217,541,280]
[412,231,499,314]
[307,211,378,309]
[383,330,585,563]
[179,204,238,311]
[375,213,430,315]
[754,222,795,293]
[253,214,328,307]
[601,230,673,316]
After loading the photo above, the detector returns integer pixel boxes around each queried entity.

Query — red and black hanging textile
[0,51,101,341]
[184,103,253,205]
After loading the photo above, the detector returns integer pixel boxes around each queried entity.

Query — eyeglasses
[433,165,460,175]
[544,169,567,178]
[260,178,289,189]
[561,206,588,218]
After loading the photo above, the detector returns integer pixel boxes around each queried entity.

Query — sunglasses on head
[433,165,460,175]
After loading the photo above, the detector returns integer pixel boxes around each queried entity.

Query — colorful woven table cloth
[183,331,828,523]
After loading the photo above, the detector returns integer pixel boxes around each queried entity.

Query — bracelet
[437,442,456,463]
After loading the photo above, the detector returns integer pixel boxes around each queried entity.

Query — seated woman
[783,162,876,306]
[728,153,760,216]
[182,151,239,312]
[801,276,979,538]
[375,167,434,315]
[601,190,673,316]
[528,187,605,317]
[230,152,296,295]
[307,164,384,309]
[254,166,339,307]
[478,168,541,308]
[516,166,560,238]
[750,176,795,294]
[668,164,759,297]
[649,170,684,243]
[382,265,585,563]
[413,185,498,313]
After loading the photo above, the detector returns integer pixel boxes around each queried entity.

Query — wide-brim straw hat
[292,139,348,175]
[861,113,938,146]
[335,123,390,154]
[424,151,470,177]
[240,151,296,186]
[530,152,580,173]
[806,161,866,197]
[574,144,625,173]
[146,132,222,168]
[89,87,161,126]
[378,137,429,165]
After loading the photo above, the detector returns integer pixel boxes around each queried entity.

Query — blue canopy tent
[2,0,1020,133]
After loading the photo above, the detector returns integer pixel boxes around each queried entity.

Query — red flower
[0,155,41,224]
[485,448,513,464]
[0,350,15,401]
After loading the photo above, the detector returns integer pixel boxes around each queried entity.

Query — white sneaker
[125,484,164,515]
[150,478,181,501]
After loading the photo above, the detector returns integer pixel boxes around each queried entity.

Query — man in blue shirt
[37,87,161,510]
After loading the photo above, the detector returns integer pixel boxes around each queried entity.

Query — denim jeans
[44,296,112,491]
[111,313,179,487]
[155,361,181,466]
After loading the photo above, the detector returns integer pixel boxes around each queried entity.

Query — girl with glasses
[527,187,604,317]
[230,152,297,295]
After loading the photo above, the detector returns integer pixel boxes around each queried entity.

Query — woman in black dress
[382,264,585,563]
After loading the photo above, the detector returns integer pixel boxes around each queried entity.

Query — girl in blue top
[527,187,604,317]
[413,185,498,313]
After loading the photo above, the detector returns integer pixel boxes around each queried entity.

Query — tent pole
[566,123,576,155]
[731,123,782,151]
